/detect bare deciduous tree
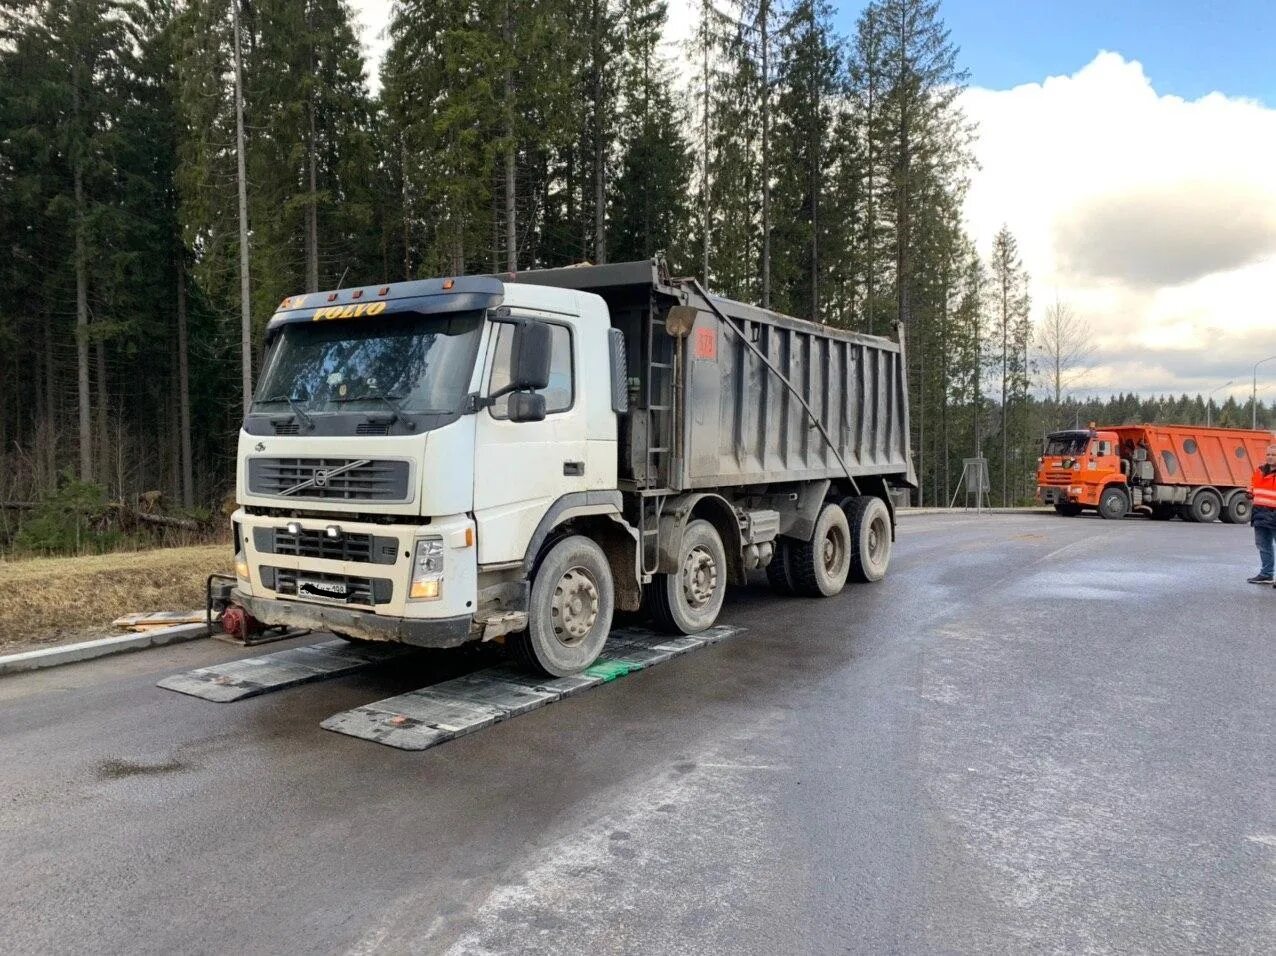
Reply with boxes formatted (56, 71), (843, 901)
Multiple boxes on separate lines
(1036, 296), (1095, 405)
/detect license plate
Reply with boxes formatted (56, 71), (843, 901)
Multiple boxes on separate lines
(299, 580), (351, 601)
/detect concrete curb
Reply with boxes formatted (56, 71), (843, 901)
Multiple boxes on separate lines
(898, 507), (1053, 517)
(0, 622), (211, 677)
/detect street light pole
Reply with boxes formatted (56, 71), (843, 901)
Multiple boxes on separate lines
(1207, 379), (1233, 427)
(1255, 355), (1276, 429)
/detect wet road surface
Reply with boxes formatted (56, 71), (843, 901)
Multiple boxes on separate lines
(1, 513), (1272, 954)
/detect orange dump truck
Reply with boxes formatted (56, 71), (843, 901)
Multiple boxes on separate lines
(1036, 424), (1273, 522)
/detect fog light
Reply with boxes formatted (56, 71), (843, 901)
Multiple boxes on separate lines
(410, 537), (444, 601)
(325, 524), (341, 539)
(234, 551), (250, 581)
(286, 521), (301, 535)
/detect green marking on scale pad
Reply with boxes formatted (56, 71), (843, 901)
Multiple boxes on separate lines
(584, 659), (632, 681)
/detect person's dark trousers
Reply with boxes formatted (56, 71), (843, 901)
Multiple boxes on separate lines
(1257, 525), (1276, 578)
(1256, 515), (1276, 579)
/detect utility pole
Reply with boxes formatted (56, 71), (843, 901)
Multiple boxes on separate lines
(1206, 380), (1232, 428)
(231, 0), (253, 414)
(1255, 355), (1276, 430)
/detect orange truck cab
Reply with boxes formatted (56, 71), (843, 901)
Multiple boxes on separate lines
(1036, 423), (1273, 523)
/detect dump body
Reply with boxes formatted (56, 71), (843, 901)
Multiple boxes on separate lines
(1037, 422), (1271, 522)
(1110, 425), (1270, 488)
(511, 260), (915, 495)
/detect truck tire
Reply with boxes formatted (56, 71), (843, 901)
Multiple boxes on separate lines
(512, 535), (614, 676)
(1221, 492), (1251, 525)
(1054, 503), (1082, 517)
(1098, 486), (1129, 520)
(765, 537), (799, 595)
(790, 501), (854, 596)
(843, 495), (893, 583)
(649, 519), (727, 634)
(1187, 489), (1222, 524)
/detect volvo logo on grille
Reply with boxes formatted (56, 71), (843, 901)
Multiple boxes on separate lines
(278, 459), (371, 497)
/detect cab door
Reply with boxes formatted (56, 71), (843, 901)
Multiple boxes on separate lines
(472, 313), (588, 565)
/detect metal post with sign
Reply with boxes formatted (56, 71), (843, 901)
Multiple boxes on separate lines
(948, 457), (991, 512)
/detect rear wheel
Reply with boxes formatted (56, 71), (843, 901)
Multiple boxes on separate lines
(844, 495), (893, 583)
(790, 502), (853, 597)
(1221, 492), (1251, 525)
(1187, 489), (1222, 524)
(649, 519), (727, 634)
(1054, 502), (1082, 517)
(1098, 486), (1129, 520)
(765, 537), (799, 595)
(513, 535), (614, 676)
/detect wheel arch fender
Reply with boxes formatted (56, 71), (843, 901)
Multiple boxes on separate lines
(521, 491), (642, 612)
(657, 492), (746, 586)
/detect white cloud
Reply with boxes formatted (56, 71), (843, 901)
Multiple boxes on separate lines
(961, 51), (1276, 400)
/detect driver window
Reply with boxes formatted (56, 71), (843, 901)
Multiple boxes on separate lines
(488, 322), (574, 419)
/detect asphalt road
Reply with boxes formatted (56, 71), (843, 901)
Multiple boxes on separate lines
(1, 514), (1272, 955)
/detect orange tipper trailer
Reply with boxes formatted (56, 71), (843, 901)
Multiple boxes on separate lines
(1036, 423), (1273, 522)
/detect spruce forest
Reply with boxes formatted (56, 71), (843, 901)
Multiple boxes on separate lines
(1, 0), (1271, 551)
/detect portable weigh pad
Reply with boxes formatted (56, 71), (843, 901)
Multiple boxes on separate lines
(321, 625), (741, 751)
(157, 639), (413, 702)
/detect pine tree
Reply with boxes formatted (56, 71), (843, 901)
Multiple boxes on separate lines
(609, 0), (693, 265)
(987, 225), (1030, 506)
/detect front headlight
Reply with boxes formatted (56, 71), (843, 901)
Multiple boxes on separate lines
(410, 537), (444, 600)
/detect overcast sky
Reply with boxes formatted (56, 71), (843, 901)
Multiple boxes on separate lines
(345, 0), (1276, 403)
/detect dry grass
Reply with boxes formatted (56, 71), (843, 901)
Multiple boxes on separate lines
(0, 544), (231, 654)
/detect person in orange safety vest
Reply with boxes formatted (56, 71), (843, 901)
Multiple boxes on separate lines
(1248, 442), (1276, 585)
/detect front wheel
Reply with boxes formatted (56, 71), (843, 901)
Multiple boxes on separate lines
(1098, 486), (1130, 520)
(513, 535), (614, 676)
(1221, 492), (1251, 525)
(649, 519), (727, 634)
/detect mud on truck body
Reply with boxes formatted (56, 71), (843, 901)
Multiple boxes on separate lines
(225, 259), (916, 676)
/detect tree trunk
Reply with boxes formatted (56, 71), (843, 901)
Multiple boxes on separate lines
(231, 0), (253, 413)
(74, 162), (92, 483)
(759, 0), (771, 308)
(95, 335), (108, 490)
(177, 264), (193, 508)
(701, 0), (711, 281)
(591, 0), (606, 264)
(504, 1), (517, 273)
(305, 102), (319, 292)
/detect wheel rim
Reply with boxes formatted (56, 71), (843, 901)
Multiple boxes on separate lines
(681, 546), (718, 609)
(867, 514), (888, 565)
(823, 524), (847, 575)
(550, 566), (599, 646)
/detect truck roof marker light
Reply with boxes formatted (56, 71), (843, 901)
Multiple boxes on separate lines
(378, 287), (389, 295)
(327, 293), (338, 302)
(442, 278), (455, 290)
(352, 289), (363, 299)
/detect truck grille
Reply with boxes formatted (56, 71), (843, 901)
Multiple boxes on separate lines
(269, 569), (392, 605)
(247, 458), (410, 502)
(272, 527), (372, 562)
(1041, 470), (1074, 485)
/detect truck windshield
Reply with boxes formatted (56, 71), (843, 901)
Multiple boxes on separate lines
(1044, 434), (1090, 456)
(254, 311), (483, 415)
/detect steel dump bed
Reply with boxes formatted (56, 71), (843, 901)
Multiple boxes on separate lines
(1112, 425), (1270, 488)
(511, 259), (916, 494)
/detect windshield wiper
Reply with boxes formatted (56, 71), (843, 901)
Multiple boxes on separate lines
(333, 391), (416, 428)
(258, 393), (315, 431)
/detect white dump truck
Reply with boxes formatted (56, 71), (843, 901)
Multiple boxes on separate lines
(224, 259), (915, 675)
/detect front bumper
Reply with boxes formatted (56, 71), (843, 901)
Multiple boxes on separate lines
(233, 589), (474, 648)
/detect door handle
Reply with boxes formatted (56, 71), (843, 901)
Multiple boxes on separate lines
(563, 461), (585, 476)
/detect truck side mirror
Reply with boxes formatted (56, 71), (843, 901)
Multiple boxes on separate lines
(510, 321), (552, 391)
(507, 391), (547, 423)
